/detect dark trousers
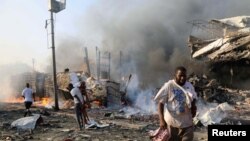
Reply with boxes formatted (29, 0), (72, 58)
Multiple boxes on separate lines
(24, 101), (32, 117)
(169, 126), (194, 141)
(75, 103), (84, 130)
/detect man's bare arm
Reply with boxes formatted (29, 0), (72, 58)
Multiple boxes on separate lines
(158, 102), (167, 129)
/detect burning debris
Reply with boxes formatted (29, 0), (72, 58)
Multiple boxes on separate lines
(4, 67), (127, 110)
(45, 70), (127, 109)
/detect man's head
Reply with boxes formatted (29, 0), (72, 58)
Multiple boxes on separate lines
(67, 83), (74, 91)
(79, 81), (86, 89)
(64, 68), (69, 73)
(174, 66), (187, 86)
(26, 83), (30, 88)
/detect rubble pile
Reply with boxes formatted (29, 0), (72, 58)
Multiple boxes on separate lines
(0, 103), (152, 141)
(42, 70), (126, 109)
(188, 16), (250, 63)
(188, 74), (247, 104)
(128, 114), (158, 122)
(57, 73), (70, 91)
(114, 109), (158, 122)
(86, 77), (107, 105)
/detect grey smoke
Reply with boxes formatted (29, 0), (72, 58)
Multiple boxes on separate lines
(51, 0), (250, 88)
(39, 0), (250, 111)
(45, 39), (88, 73)
(0, 63), (31, 100)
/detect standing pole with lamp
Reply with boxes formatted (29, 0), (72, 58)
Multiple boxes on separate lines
(47, 0), (66, 110)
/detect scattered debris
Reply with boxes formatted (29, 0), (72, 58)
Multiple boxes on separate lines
(79, 134), (91, 139)
(245, 98), (250, 104)
(85, 120), (109, 129)
(39, 109), (51, 116)
(195, 99), (234, 126)
(101, 120), (148, 130)
(220, 117), (250, 125)
(11, 114), (43, 130)
(188, 74), (247, 104)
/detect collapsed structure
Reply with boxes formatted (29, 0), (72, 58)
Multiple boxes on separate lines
(188, 16), (250, 62)
(186, 16), (250, 126)
(43, 71), (125, 108)
(188, 16), (250, 87)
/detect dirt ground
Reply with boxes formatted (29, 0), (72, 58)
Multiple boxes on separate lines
(0, 102), (228, 141)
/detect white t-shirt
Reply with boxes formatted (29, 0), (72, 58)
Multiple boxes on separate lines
(70, 72), (80, 87)
(22, 87), (33, 102)
(154, 80), (197, 128)
(70, 87), (84, 104)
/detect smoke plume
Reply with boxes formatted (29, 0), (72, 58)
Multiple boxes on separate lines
(45, 39), (89, 73)
(71, 0), (250, 87)
(0, 63), (31, 101)
(48, 0), (250, 86)
(43, 0), (250, 110)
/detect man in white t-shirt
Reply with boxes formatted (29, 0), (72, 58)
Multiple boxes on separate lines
(67, 83), (84, 130)
(154, 66), (197, 141)
(22, 83), (35, 117)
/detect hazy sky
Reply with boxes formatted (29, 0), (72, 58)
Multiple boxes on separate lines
(1, 0), (250, 74)
(0, 0), (96, 70)
(0, 0), (250, 98)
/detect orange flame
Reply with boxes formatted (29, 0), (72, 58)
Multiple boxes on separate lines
(1, 97), (24, 103)
(93, 100), (101, 106)
(41, 97), (51, 106)
(0, 96), (52, 107)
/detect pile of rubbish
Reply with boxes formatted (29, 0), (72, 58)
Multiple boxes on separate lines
(55, 71), (127, 108)
(85, 76), (107, 105)
(188, 73), (250, 126)
(56, 72), (107, 106)
(43, 69), (126, 109)
(188, 74), (248, 104)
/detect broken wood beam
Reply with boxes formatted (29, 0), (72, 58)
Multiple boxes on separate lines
(208, 35), (250, 60)
(192, 38), (230, 58)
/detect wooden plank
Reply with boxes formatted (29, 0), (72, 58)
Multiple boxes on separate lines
(208, 35), (250, 60)
(192, 38), (230, 58)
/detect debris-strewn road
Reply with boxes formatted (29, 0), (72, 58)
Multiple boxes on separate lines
(1, 103), (208, 141)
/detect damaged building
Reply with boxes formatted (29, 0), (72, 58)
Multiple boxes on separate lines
(43, 70), (125, 108)
(188, 16), (250, 88)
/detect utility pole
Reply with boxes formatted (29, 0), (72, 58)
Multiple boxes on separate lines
(50, 11), (59, 111)
(108, 52), (111, 80)
(48, 0), (66, 111)
(98, 50), (101, 81)
(84, 47), (91, 76)
(96, 47), (98, 79)
(119, 51), (122, 81)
